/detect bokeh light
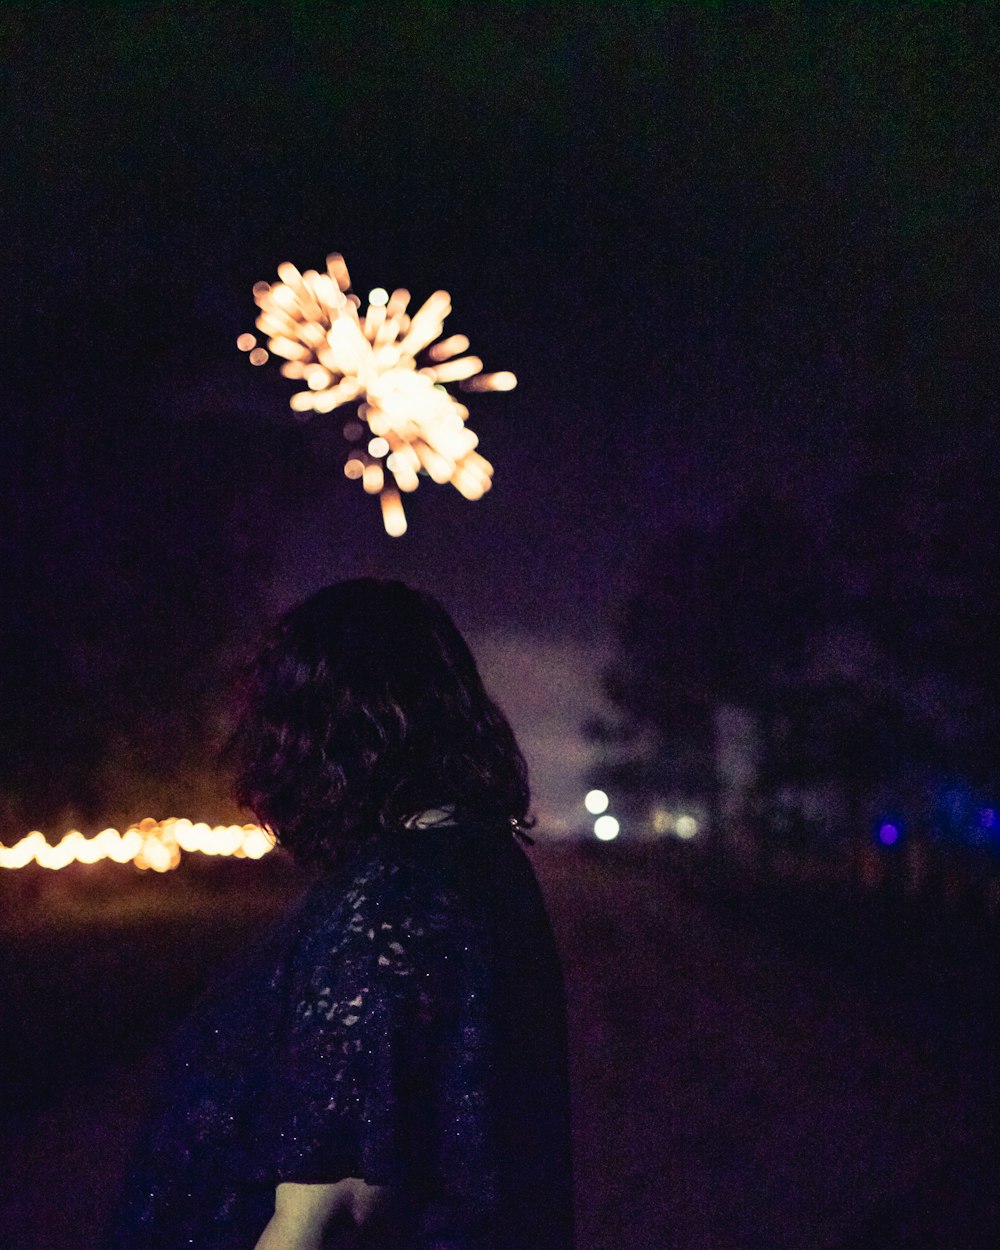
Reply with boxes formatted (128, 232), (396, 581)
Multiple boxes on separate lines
(0, 818), (274, 873)
(585, 789), (610, 815)
(594, 815), (620, 841)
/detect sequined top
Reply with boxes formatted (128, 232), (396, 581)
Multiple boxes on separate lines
(107, 821), (574, 1249)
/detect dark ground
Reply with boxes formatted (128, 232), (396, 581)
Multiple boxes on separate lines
(1, 843), (996, 1250)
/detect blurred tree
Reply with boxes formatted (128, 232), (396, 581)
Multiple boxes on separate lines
(591, 501), (827, 821)
(814, 461), (1000, 806)
(1, 284), (286, 833)
(593, 477), (1000, 841)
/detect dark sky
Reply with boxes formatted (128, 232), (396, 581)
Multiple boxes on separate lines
(3, 4), (996, 825)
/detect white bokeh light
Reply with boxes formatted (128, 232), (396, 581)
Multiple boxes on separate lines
(594, 815), (620, 841)
(584, 789), (609, 815)
(675, 814), (698, 839)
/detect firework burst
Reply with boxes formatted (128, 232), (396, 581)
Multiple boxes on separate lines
(238, 255), (516, 536)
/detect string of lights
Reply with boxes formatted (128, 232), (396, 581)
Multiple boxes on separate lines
(0, 818), (274, 873)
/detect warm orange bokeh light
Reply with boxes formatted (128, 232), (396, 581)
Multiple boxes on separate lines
(0, 818), (274, 873)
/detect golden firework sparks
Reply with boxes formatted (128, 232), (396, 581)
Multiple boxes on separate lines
(240, 255), (516, 535)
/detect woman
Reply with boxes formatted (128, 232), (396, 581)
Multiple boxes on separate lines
(108, 579), (574, 1250)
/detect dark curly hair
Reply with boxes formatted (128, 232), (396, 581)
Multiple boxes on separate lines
(227, 579), (531, 868)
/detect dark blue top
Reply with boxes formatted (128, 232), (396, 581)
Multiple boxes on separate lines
(108, 822), (574, 1249)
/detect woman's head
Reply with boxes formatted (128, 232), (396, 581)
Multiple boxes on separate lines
(228, 579), (530, 867)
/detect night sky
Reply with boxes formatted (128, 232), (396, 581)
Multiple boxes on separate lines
(4, 4), (996, 829)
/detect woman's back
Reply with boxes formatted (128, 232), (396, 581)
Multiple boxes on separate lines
(109, 821), (573, 1250)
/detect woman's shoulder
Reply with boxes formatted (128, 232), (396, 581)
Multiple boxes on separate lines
(314, 820), (509, 899)
(298, 825), (493, 964)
